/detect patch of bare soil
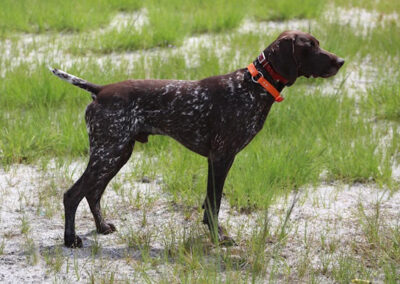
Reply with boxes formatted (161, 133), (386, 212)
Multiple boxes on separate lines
(0, 159), (399, 283)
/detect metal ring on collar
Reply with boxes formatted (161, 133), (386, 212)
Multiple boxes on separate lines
(251, 72), (263, 84)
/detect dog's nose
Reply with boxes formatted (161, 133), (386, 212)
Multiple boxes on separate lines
(336, 58), (345, 67)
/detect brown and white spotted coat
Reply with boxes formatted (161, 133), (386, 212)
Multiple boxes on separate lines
(50, 30), (344, 247)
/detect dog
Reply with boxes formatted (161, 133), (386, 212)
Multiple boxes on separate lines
(50, 30), (344, 247)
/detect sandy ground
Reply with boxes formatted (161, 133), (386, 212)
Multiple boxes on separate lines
(0, 158), (399, 283)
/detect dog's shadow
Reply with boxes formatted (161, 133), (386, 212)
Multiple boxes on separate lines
(39, 230), (246, 271)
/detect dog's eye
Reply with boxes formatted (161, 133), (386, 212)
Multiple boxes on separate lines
(310, 41), (315, 47)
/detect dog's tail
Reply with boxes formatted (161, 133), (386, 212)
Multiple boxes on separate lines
(48, 67), (102, 99)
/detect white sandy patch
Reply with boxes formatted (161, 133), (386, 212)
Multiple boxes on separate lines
(307, 56), (377, 98)
(238, 18), (313, 35)
(392, 162), (400, 181)
(0, 159), (399, 282)
(307, 55), (400, 101)
(0, 9), (149, 77)
(324, 6), (399, 36)
(108, 9), (149, 32)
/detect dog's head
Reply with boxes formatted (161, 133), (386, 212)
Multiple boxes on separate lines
(265, 30), (344, 86)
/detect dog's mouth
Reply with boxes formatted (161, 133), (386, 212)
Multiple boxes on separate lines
(306, 57), (344, 79)
(320, 58), (345, 78)
(319, 72), (335, 78)
(310, 67), (341, 79)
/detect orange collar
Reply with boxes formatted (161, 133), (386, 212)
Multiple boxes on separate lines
(247, 63), (284, 102)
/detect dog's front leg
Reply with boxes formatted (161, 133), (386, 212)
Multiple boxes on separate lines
(203, 154), (235, 245)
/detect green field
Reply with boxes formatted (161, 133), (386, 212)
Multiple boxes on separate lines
(0, 0), (399, 282)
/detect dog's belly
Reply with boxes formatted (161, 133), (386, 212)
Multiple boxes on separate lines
(142, 107), (212, 156)
(140, 97), (270, 158)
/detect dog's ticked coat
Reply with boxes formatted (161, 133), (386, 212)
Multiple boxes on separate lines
(50, 30), (344, 247)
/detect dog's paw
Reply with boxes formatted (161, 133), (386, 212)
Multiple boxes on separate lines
(219, 234), (237, 247)
(97, 223), (116, 235)
(208, 225), (237, 247)
(65, 235), (83, 248)
(217, 226), (237, 246)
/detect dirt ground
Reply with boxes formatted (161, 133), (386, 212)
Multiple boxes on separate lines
(0, 158), (399, 283)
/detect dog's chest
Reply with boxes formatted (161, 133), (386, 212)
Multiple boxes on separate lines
(214, 88), (271, 153)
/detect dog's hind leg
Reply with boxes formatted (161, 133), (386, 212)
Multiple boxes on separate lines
(64, 103), (139, 248)
(63, 140), (134, 248)
(85, 140), (134, 235)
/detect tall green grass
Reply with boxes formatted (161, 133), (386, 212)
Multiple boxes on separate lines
(1, 0), (326, 44)
(365, 76), (400, 122)
(72, 0), (326, 53)
(0, 0), (142, 34)
(311, 21), (400, 60)
(249, 0), (325, 21)
(332, 0), (400, 13)
(0, 65), (89, 164)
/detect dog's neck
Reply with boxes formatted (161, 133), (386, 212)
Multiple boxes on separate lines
(253, 52), (288, 92)
(246, 52), (289, 102)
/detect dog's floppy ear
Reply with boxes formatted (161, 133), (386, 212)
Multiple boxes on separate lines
(266, 34), (298, 86)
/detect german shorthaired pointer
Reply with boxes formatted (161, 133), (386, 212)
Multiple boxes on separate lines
(50, 30), (344, 248)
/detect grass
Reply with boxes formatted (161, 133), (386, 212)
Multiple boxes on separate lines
(364, 68), (400, 122)
(249, 0), (325, 21)
(0, 0), (142, 34)
(332, 0), (400, 13)
(1, 0), (326, 50)
(1, 28), (399, 209)
(69, 0), (325, 53)
(1, 0), (400, 282)
(0, 240), (4, 255)
(43, 246), (64, 273)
